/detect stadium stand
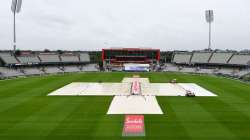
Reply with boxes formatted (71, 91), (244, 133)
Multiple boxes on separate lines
(228, 54), (250, 65)
(209, 52), (233, 64)
(79, 53), (90, 62)
(198, 68), (215, 74)
(180, 67), (196, 73)
(17, 55), (40, 64)
(237, 69), (250, 77)
(0, 52), (19, 65)
(242, 72), (250, 81)
(0, 67), (24, 77)
(63, 66), (81, 72)
(0, 51), (95, 79)
(172, 53), (192, 64)
(44, 66), (64, 74)
(60, 54), (79, 62)
(80, 64), (99, 72)
(163, 63), (179, 72)
(0, 50), (249, 81)
(23, 67), (44, 75)
(218, 68), (235, 75)
(38, 53), (61, 63)
(163, 63), (250, 78)
(191, 52), (212, 64)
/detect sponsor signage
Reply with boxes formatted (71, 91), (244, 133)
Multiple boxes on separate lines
(124, 66), (149, 72)
(122, 115), (145, 136)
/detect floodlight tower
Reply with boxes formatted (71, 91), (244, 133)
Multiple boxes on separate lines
(205, 10), (214, 50)
(11, 0), (22, 54)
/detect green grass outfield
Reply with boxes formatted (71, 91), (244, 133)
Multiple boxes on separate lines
(0, 72), (250, 140)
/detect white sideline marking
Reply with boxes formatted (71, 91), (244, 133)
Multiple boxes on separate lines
(107, 95), (163, 114)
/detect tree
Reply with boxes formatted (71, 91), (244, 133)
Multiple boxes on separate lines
(57, 50), (63, 54)
(15, 49), (21, 56)
(44, 49), (50, 52)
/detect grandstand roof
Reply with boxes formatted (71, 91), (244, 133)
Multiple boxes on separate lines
(103, 48), (160, 51)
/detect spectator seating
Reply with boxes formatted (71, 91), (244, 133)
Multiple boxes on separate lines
(191, 52), (212, 64)
(209, 53), (233, 64)
(228, 54), (250, 65)
(81, 64), (99, 71)
(173, 52), (250, 66)
(0, 52), (91, 65)
(23, 68), (44, 75)
(218, 68), (235, 75)
(196, 68), (214, 74)
(17, 55), (40, 64)
(237, 69), (250, 77)
(63, 66), (81, 72)
(60, 55), (79, 62)
(180, 67), (196, 73)
(0, 52), (19, 64)
(45, 66), (63, 74)
(0, 67), (24, 77)
(80, 53), (90, 62)
(162, 63), (179, 72)
(172, 53), (192, 64)
(39, 54), (60, 63)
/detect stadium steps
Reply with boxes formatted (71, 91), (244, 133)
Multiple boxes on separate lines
(227, 53), (235, 64)
(208, 52), (214, 63)
(189, 53), (194, 65)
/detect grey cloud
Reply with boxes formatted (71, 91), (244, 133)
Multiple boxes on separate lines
(0, 0), (250, 51)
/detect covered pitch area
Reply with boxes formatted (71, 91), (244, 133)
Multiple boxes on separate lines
(48, 76), (217, 115)
(48, 77), (216, 97)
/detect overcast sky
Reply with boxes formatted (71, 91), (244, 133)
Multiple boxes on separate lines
(0, 0), (250, 51)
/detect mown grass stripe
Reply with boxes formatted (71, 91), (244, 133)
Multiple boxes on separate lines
(192, 97), (250, 139)
(166, 97), (237, 139)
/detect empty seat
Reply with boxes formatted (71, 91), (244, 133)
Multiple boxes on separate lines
(196, 68), (214, 74)
(23, 68), (43, 75)
(45, 67), (63, 73)
(81, 64), (99, 71)
(63, 66), (81, 72)
(17, 56), (40, 64)
(180, 67), (195, 73)
(39, 54), (60, 63)
(237, 69), (250, 77)
(79, 53), (90, 62)
(0, 53), (19, 64)
(61, 55), (79, 62)
(218, 68), (234, 75)
(191, 52), (212, 64)
(0, 67), (24, 77)
(162, 63), (179, 72)
(209, 53), (233, 64)
(228, 54), (250, 65)
(172, 53), (192, 64)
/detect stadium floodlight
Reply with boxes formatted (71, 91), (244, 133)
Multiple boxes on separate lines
(11, 0), (22, 54)
(205, 10), (214, 50)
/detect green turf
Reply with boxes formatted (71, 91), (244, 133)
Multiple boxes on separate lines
(0, 72), (250, 140)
